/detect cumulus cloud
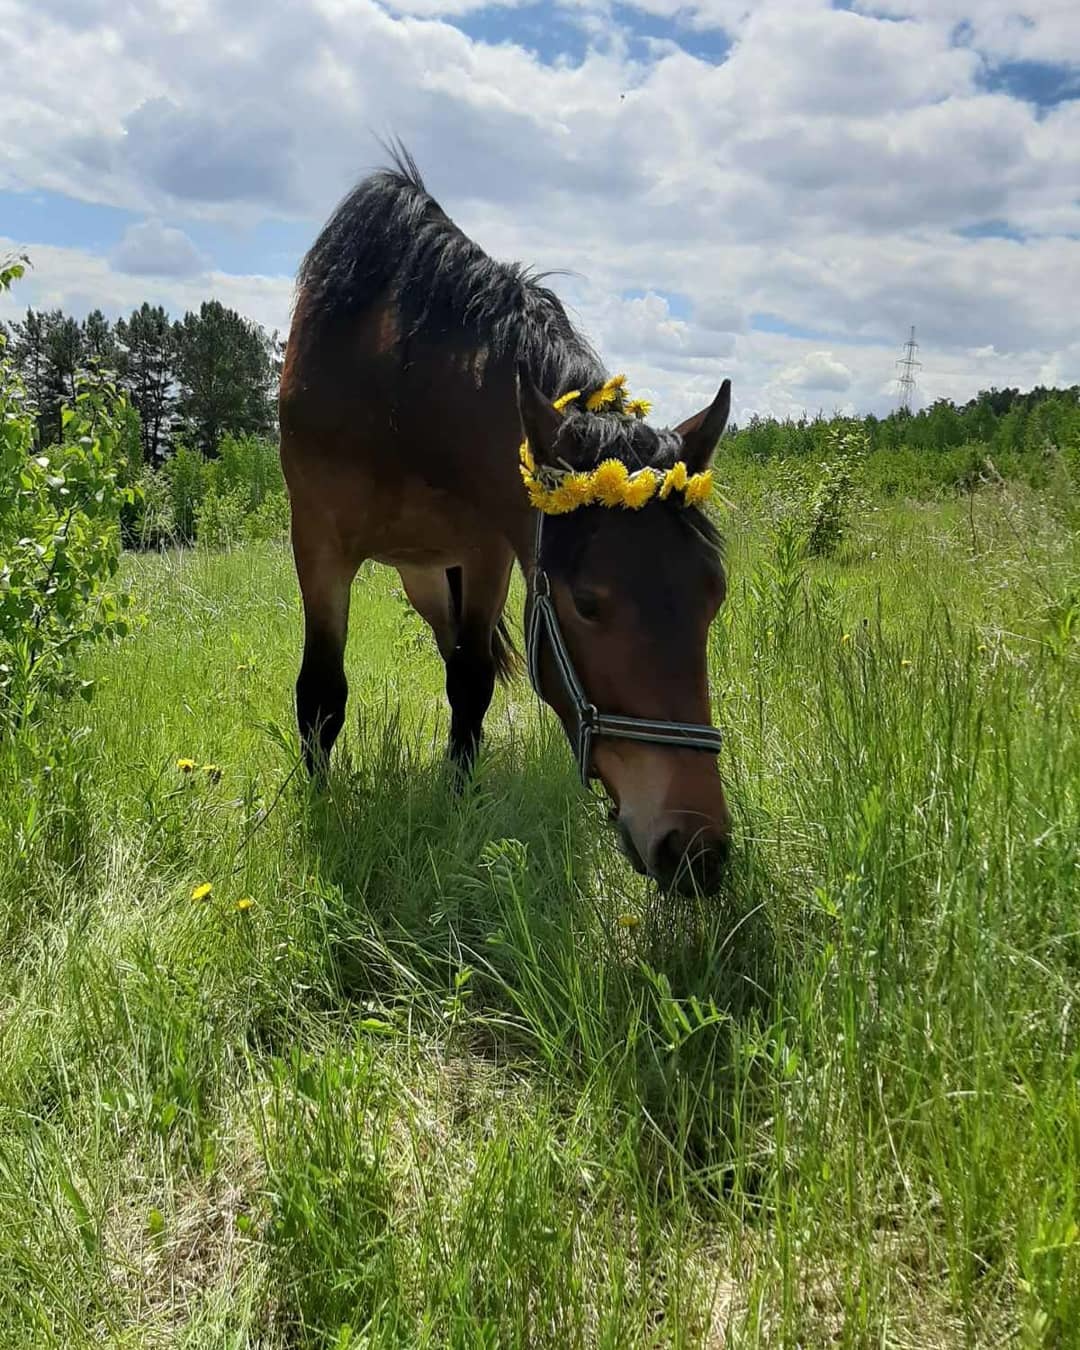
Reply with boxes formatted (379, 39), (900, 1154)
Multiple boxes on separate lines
(111, 218), (207, 278)
(0, 237), (292, 335)
(0, 0), (1077, 416)
(779, 351), (854, 393)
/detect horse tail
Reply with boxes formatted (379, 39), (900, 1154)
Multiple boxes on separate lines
(491, 614), (522, 685)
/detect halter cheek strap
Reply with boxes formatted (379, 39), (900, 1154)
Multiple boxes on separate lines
(526, 513), (723, 785)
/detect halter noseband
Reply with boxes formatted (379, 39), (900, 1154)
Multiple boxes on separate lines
(526, 513), (724, 785)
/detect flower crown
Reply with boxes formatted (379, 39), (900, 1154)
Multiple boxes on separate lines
(519, 374), (713, 516)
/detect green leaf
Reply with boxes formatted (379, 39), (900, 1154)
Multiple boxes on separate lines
(58, 1169), (98, 1258)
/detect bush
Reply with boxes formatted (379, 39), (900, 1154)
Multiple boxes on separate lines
(195, 486), (249, 550)
(164, 442), (208, 543)
(244, 489), (291, 543)
(0, 348), (141, 730)
(805, 424), (867, 559)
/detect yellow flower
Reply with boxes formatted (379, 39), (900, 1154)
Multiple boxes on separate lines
(176, 759), (196, 773)
(617, 913), (640, 929)
(553, 389), (581, 411)
(840, 633), (851, 645)
(900, 659), (912, 668)
(626, 397), (652, 419)
(683, 470), (713, 508)
(592, 459), (630, 507)
(202, 764), (222, 782)
(545, 484), (579, 514)
(659, 461), (688, 500)
(527, 480), (548, 511)
(978, 643), (987, 653)
(519, 440), (535, 473)
(191, 882), (213, 902)
(585, 373), (627, 411)
(622, 471), (658, 509)
(235, 897), (254, 912)
(559, 472), (595, 510)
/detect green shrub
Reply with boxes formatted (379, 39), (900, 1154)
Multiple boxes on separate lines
(0, 344), (141, 730)
(195, 486), (249, 550)
(164, 443), (207, 542)
(125, 462), (177, 549)
(805, 426), (867, 558)
(244, 489), (291, 542)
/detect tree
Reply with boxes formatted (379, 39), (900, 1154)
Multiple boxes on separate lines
(43, 312), (84, 437)
(8, 308), (82, 447)
(9, 308), (50, 444)
(115, 303), (175, 462)
(172, 301), (274, 455)
(82, 309), (117, 368)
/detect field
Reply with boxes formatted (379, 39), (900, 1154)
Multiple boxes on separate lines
(0, 478), (1078, 1346)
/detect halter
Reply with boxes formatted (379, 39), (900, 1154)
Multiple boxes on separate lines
(526, 512), (724, 785)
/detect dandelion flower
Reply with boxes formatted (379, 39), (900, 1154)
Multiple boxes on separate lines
(592, 459), (630, 507)
(176, 759), (196, 773)
(900, 659), (912, 668)
(519, 440), (535, 472)
(683, 471), (713, 508)
(617, 914), (640, 929)
(840, 633), (851, 645)
(202, 764), (222, 783)
(191, 882), (213, 902)
(544, 484), (578, 514)
(549, 474), (593, 514)
(235, 897), (255, 912)
(553, 389), (581, 411)
(622, 471), (658, 510)
(561, 472), (594, 509)
(585, 374), (627, 411)
(659, 461), (688, 500)
(626, 397), (652, 419)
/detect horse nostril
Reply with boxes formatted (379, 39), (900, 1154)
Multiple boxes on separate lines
(648, 827), (730, 894)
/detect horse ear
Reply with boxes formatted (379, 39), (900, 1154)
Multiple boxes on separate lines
(673, 379), (731, 474)
(516, 362), (564, 468)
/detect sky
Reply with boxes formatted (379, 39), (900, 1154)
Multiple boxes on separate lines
(0, 0), (1078, 424)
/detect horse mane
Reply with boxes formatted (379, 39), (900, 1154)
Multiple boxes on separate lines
(296, 142), (605, 400)
(297, 143), (723, 570)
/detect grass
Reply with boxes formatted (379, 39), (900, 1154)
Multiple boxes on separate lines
(0, 478), (1078, 1346)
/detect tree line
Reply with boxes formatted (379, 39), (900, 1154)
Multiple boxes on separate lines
(0, 300), (282, 461)
(727, 383), (1080, 463)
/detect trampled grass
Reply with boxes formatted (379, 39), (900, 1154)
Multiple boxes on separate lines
(0, 482), (1077, 1346)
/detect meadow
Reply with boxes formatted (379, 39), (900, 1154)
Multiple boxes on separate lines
(0, 442), (1077, 1347)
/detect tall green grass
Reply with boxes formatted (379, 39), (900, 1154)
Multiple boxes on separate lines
(0, 480), (1077, 1346)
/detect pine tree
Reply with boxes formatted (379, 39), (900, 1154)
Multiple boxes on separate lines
(173, 301), (274, 455)
(115, 303), (175, 462)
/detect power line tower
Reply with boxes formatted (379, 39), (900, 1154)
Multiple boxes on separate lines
(894, 326), (921, 413)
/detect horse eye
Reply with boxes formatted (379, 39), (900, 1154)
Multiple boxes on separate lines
(572, 589), (603, 622)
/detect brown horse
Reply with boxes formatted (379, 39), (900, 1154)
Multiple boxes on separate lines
(279, 147), (733, 893)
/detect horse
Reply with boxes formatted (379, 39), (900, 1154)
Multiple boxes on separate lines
(279, 146), (733, 894)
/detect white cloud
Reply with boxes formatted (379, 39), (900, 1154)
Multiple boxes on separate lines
(111, 219), (207, 278)
(0, 238), (292, 337)
(779, 351), (854, 393)
(0, 0), (1077, 416)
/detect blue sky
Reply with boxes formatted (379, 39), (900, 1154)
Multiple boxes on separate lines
(1, 0), (1078, 418)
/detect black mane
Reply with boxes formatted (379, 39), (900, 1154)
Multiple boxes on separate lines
(298, 144), (722, 569)
(297, 144), (605, 400)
